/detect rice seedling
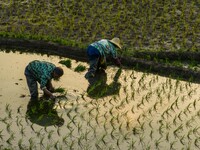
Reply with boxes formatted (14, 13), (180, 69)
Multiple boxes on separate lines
(59, 59), (72, 68)
(100, 133), (107, 145)
(155, 137), (163, 149)
(54, 87), (65, 93)
(62, 135), (69, 145)
(185, 120), (192, 130)
(18, 138), (24, 149)
(6, 132), (15, 145)
(54, 141), (60, 150)
(20, 126), (26, 137)
(47, 130), (54, 140)
(118, 122), (123, 135)
(116, 138), (121, 149)
(5, 105), (12, 119)
(17, 105), (22, 115)
(95, 113), (100, 126)
(170, 141), (177, 150)
(186, 103), (193, 113)
(127, 139), (136, 150)
(165, 132), (170, 142)
(187, 129), (193, 141)
(177, 111), (184, 121)
(46, 144), (52, 150)
(173, 124), (183, 139)
(75, 121), (82, 133)
(74, 64), (86, 72)
(193, 126), (200, 137)
(69, 140), (75, 150)
(126, 118), (131, 131)
(95, 142), (102, 150)
(86, 118), (94, 131)
(153, 102), (160, 112)
(110, 117), (117, 130)
(158, 124), (165, 136)
(70, 115), (78, 127)
(0, 126), (3, 139)
(138, 135), (145, 147)
(6, 122), (12, 134)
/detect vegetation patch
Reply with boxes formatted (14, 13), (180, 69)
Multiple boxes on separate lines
(74, 64), (86, 72)
(54, 87), (65, 94)
(59, 59), (72, 68)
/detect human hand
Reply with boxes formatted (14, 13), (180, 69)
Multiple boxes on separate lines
(115, 58), (122, 67)
(49, 87), (55, 93)
(50, 95), (56, 100)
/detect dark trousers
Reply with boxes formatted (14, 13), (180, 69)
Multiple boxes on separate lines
(87, 46), (101, 74)
(24, 66), (38, 100)
(87, 46), (107, 73)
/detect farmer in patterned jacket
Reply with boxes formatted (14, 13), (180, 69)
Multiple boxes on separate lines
(24, 60), (64, 100)
(85, 37), (122, 79)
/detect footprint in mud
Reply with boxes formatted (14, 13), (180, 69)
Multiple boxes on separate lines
(19, 94), (26, 98)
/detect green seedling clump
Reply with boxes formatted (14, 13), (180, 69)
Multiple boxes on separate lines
(54, 87), (65, 93)
(59, 59), (72, 68)
(74, 64), (86, 72)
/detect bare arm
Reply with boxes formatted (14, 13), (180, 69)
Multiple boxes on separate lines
(43, 88), (55, 99)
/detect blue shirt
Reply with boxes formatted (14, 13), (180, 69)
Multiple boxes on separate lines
(90, 39), (118, 60)
(27, 60), (55, 89)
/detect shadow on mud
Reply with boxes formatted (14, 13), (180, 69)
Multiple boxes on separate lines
(86, 68), (122, 99)
(26, 99), (64, 127)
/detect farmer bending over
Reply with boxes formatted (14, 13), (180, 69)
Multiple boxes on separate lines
(85, 37), (122, 79)
(24, 60), (64, 100)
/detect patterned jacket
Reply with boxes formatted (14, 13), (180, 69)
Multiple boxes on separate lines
(27, 60), (55, 89)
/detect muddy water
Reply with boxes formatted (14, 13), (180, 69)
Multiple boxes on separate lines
(0, 50), (200, 149)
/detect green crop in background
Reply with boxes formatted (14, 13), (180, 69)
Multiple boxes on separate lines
(0, 0), (199, 52)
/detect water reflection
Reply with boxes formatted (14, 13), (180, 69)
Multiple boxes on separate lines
(86, 68), (122, 98)
(26, 99), (64, 127)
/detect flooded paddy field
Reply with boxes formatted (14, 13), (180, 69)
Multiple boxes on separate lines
(0, 50), (200, 150)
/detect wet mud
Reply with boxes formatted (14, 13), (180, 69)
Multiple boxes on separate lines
(1, 50), (200, 149)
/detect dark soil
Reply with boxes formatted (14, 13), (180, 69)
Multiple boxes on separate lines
(1, 37), (200, 83)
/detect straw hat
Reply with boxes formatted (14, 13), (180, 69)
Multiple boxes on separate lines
(109, 37), (122, 49)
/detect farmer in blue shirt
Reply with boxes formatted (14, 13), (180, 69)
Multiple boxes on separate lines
(85, 37), (122, 79)
(24, 60), (64, 100)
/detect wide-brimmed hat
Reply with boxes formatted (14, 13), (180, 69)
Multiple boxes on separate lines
(109, 37), (122, 49)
